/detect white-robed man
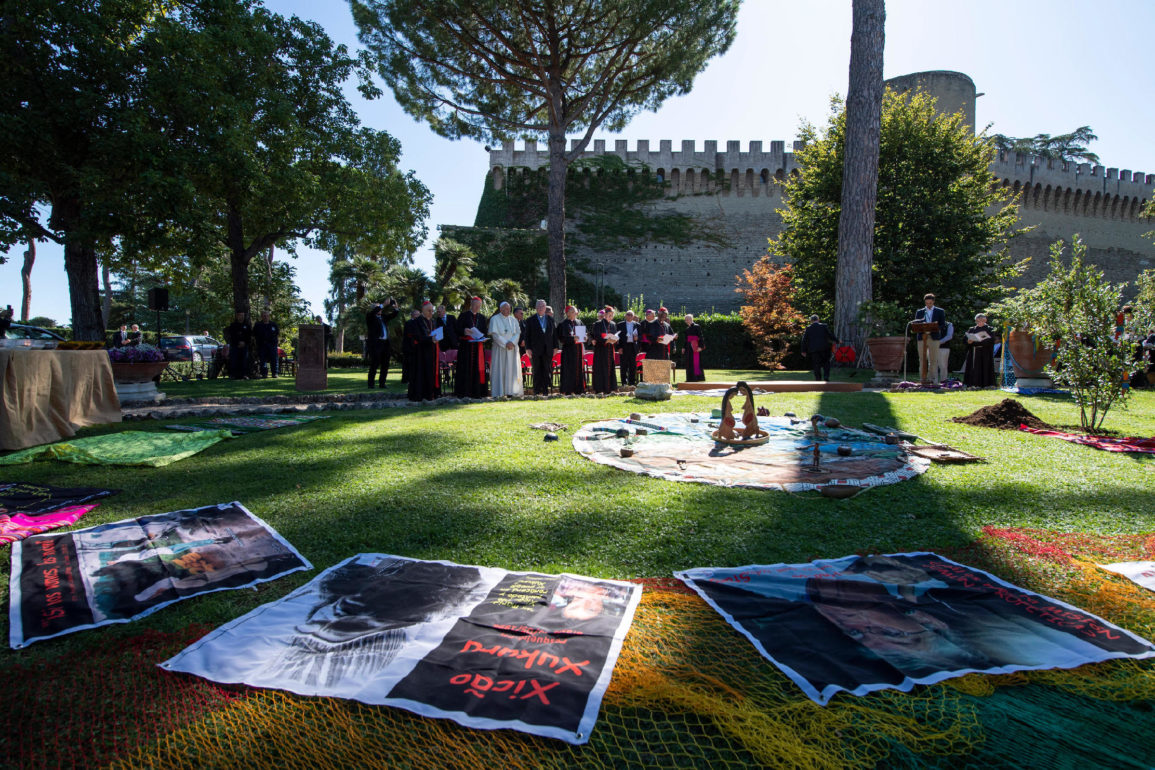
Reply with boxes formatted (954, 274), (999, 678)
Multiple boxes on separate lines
(489, 301), (524, 398)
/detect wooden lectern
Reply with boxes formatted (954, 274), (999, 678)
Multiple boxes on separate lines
(296, 324), (328, 391)
(910, 322), (940, 382)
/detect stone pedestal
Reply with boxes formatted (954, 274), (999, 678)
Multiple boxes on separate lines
(1014, 377), (1054, 390)
(296, 324), (328, 391)
(115, 380), (167, 404)
(111, 361), (170, 405)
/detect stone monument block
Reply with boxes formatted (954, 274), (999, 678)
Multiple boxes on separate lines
(296, 324), (328, 391)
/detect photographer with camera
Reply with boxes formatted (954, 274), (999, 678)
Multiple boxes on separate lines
(366, 298), (400, 389)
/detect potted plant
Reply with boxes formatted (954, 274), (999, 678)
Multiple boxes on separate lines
(108, 343), (169, 403)
(988, 290), (1057, 382)
(857, 300), (908, 373)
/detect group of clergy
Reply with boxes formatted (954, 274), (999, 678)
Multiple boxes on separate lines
(400, 297), (706, 402)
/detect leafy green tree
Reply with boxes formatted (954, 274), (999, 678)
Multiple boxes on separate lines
(773, 89), (1024, 322)
(991, 126), (1100, 165)
(1031, 236), (1133, 432)
(138, 0), (431, 317)
(0, 0), (167, 338)
(350, 0), (739, 315)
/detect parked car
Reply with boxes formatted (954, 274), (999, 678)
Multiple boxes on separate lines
(159, 335), (221, 362)
(4, 323), (66, 341)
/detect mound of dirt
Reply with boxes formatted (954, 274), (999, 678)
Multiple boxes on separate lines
(950, 399), (1053, 431)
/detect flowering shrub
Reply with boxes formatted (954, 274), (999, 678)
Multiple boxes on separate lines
(108, 343), (165, 363)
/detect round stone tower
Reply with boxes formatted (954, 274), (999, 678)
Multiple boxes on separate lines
(884, 70), (977, 134)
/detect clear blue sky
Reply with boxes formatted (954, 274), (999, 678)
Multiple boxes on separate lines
(5, 0), (1154, 326)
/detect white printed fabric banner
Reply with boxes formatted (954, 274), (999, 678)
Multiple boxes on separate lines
(676, 552), (1155, 705)
(161, 554), (642, 745)
(9, 502), (311, 648)
(1099, 561), (1155, 592)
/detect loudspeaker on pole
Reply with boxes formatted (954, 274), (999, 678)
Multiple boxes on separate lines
(147, 287), (169, 311)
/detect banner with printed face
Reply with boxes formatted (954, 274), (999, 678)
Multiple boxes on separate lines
(161, 555), (642, 744)
(9, 502), (310, 648)
(677, 553), (1155, 705)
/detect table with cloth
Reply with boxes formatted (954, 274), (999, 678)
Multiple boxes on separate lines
(0, 349), (121, 450)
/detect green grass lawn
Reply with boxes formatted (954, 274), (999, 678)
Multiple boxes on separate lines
(161, 366), (866, 400)
(3, 388), (1152, 636)
(2, 387), (1153, 765)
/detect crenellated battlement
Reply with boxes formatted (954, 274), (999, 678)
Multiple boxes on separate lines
(991, 151), (1153, 196)
(488, 139), (806, 176)
(487, 140), (1153, 215)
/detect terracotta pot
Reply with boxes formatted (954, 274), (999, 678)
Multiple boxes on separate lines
(866, 336), (906, 372)
(1006, 331), (1055, 378)
(110, 360), (169, 384)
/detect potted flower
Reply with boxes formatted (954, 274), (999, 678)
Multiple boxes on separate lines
(857, 300), (908, 373)
(108, 343), (169, 403)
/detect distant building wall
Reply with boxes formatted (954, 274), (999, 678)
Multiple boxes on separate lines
(466, 72), (1153, 312)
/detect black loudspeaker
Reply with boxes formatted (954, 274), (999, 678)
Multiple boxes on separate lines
(147, 287), (169, 311)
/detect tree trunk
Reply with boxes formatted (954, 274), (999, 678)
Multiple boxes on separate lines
(263, 244), (275, 309)
(101, 254), (112, 328)
(546, 124), (568, 313)
(55, 199), (105, 340)
(833, 0), (885, 349)
(227, 203), (251, 316)
(20, 240), (35, 322)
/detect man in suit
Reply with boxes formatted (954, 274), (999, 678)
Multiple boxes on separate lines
(112, 325), (130, 347)
(617, 310), (641, 385)
(365, 299), (399, 388)
(800, 314), (840, 381)
(914, 293), (947, 384)
(523, 299), (556, 395)
(435, 304), (458, 350)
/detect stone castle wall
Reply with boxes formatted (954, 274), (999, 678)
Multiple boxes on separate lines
(482, 137), (1153, 312)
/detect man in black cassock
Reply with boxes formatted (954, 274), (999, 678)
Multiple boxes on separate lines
(513, 306), (527, 359)
(455, 296), (489, 398)
(800, 314), (839, 381)
(524, 299), (556, 395)
(962, 313), (999, 388)
(253, 310), (280, 378)
(225, 312), (252, 379)
(643, 308), (674, 361)
(401, 309), (419, 383)
(639, 309), (660, 359)
(682, 313), (706, 382)
(591, 305), (618, 393)
(365, 299), (399, 388)
(556, 305), (585, 395)
(405, 302), (441, 401)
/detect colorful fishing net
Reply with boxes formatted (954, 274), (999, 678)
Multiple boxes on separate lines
(6, 547), (1154, 768)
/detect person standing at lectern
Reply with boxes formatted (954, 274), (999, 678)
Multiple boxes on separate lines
(914, 294), (947, 385)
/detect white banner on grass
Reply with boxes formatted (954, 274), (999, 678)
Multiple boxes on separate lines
(162, 554), (641, 744)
